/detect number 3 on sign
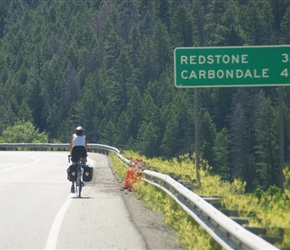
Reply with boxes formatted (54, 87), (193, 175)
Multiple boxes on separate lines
(281, 68), (289, 77)
(282, 53), (290, 63)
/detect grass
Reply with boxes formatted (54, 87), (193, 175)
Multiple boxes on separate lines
(111, 150), (290, 249)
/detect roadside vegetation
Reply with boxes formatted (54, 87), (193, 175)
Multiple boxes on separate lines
(0, 120), (48, 143)
(111, 151), (290, 249)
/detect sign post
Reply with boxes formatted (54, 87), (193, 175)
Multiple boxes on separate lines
(174, 45), (290, 87)
(175, 45), (290, 192)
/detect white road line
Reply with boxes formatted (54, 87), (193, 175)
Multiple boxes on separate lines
(0, 156), (39, 173)
(45, 196), (72, 250)
(45, 157), (95, 250)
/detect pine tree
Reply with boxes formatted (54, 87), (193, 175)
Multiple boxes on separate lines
(108, 48), (136, 117)
(171, 4), (195, 47)
(229, 88), (259, 191)
(151, 20), (171, 77)
(241, 0), (275, 45)
(213, 128), (230, 180)
(255, 90), (280, 190)
(280, 6), (290, 43)
(229, 101), (248, 179)
(127, 86), (142, 141)
(160, 113), (180, 158)
(116, 111), (130, 149)
(200, 108), (217, 168)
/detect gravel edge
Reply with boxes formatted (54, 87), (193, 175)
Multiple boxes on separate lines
(108, 157), (183, 250)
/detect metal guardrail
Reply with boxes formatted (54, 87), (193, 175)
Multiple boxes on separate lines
(0, 143), (120, 153)
(0, 143), (279, 250)
(142, 170), (279, 250)
(0, 142), (130, 166)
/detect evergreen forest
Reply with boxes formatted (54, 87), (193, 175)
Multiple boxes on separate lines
(1, 0), (290, 192)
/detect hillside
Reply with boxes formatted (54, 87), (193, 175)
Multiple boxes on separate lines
(1, 0), (290, 192)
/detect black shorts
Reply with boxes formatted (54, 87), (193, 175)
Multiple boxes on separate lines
(71, 146), (87, 163)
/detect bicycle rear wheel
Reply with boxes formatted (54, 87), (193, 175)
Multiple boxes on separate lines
(78, 179), (82, 197)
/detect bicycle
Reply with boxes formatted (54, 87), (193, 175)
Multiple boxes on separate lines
(68, 156), (86, 198)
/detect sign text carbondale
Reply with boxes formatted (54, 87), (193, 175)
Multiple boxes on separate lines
(174, 46), (290, 87)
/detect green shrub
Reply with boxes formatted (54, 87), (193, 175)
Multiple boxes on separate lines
(1, 120), (48, 143)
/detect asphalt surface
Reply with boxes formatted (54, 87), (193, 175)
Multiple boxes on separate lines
(0, 151), (69, 249)
(0, 151), (181, 249)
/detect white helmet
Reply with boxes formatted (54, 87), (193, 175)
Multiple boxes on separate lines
(75, 126), (84, 132)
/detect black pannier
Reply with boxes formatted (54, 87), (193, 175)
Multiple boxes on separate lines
(83, 165), (93, 182)
(67, 164), (77, 182)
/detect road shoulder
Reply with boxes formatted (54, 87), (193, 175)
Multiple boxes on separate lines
(107, 156), (182, 249)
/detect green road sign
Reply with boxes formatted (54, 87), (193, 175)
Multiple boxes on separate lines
(174, 45), (290, 88)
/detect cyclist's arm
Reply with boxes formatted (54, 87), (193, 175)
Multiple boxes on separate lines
(69, 135), (73, 156)
(84, 137), (88, 152)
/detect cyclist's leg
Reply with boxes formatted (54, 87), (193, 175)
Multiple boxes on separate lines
(79, 146), (87, 188)
(71, 146), (81, 164)
(70, 147), (80, 193)
(78, 174), (82, 197)
(71, 182), (75, 193)
(80, 146), (87, 163)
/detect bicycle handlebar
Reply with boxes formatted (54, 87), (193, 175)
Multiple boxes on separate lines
(67, 155), (87, 164)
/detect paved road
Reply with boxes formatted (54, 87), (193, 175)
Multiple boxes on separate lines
(0, 151), (69, 249)
(0, 151), (181, 250)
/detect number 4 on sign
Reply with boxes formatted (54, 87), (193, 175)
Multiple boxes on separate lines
(281, 68), (289, 77)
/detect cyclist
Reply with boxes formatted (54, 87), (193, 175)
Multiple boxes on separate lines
(69, 126), (88, 193)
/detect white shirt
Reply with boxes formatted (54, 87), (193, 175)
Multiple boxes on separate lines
(72, 134), (86, 147)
